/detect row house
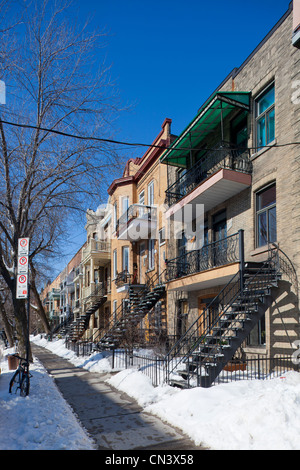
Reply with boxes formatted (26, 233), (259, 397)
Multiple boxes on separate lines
(160, 1), (300, 386)
(45, 2), (300, 388)
(41, 275), (61, 329)
(100, 118), (174, 349)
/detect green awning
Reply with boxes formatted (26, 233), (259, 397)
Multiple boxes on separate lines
(161, 91), (251, 168)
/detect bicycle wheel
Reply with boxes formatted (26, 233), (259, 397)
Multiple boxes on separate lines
(9, 370), (20, 394)
(20, 373), (30, 397)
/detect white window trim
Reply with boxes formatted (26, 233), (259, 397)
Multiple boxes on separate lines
(113, 249), (117, 279)
(148, 180), (154, 206)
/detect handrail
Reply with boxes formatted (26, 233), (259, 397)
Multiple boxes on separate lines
(117, 204), (157, 230)
(93, 268), (167, 347)
(164, 270), (241, 380)
(165, 141), (252, 205)
(166, 232), (240, 281)
(269, 242), (298, 298)
(164, 244), (280, 384)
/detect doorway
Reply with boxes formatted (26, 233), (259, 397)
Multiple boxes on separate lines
(198, 295), (218, 337)
(212, 210), (227, 266)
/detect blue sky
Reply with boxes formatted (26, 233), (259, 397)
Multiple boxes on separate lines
(54, 0), (290, 275)
(77, 0), (290, 146)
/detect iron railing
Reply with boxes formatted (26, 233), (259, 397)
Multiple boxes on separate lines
(115, 269), (133, 287)
(63, 342), (299, 387)
(116, 204), (157, 237)
(164, 245), (280, 386)
(166, 232), (240, 281)
(165, 141), (252, 206)
(92, 268), (167, 349)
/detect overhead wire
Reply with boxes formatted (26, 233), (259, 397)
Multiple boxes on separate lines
(0, 118), (300, 153)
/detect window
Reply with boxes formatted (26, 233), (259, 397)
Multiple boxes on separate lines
(122, 246), (129, 272)
(122, 196), (129, 215)
(231, 112), (248, 150)
(148, 239), (155, 270)
(148, 180), (154, 206)
(139, 190), (145, 216)
(113, 300), (117, 322)
(113, 249), (117, 279)
(255, 83), (275, 148)
(159, 227), (165, 246)
(114, 202), (118, 232)
(139, 190), (145, 205)
(256, 183), (276, 247)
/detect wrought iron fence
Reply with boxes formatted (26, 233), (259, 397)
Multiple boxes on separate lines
(64, 340), (299, 388)
(202, 354), (299, 386)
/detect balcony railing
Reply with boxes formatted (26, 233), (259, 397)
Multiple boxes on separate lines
(115, 269), (134, 288)
(165, 142), (252, 206)
(116, 204), (157, 240)
(166, 232), (240, 281)
(82, 239), (111, 259)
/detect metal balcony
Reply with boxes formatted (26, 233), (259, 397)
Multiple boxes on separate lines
(165, 142), (252, 208)
(166, 232), (241, 286)
(117, 204), (157, 241)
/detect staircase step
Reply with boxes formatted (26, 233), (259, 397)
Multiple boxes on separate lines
(169, 379), (190, 389)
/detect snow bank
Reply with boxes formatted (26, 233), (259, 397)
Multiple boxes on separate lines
(0, 347), (95, 450)
(4, 335), (299, 450)
(106, 356), (300, 450)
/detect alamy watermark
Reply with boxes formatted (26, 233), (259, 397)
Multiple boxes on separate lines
(292, 340), (300, 365)
(95, 202), (205, 247)
(0, 80), (5, 105)
(292, 80), (300, 105)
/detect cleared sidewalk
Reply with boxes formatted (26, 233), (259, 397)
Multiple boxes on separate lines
(31, 344), (205, 451)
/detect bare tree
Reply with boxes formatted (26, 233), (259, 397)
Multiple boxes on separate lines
(0, 0), (123, 358)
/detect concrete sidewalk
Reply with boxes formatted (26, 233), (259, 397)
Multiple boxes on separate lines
(32, 344), (205, 451)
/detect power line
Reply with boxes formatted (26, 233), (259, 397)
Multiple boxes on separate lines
(0, 118), (300, 153)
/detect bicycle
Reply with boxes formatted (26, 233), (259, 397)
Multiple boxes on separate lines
(9, 355), (32, 397)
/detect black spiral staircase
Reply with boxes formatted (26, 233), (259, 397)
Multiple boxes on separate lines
(94, 270), (166, 350)
(165, 246), (282, 388)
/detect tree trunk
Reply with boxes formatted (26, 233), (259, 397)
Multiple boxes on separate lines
(31, 281), (51, 334)
(0, 302), (14, 347)
(12, 297), (32, 362)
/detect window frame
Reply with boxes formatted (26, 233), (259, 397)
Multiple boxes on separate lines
(148, 239), (155, 270)
(113, 202), (118, 232)
(255, 183), (276, 248)
(113, 249), (117, 279)
(147, 180), (154, 206)
(122, 245), (129, 272)
(255, 82), (275, 149)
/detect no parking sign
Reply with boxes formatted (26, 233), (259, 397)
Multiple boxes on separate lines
(16, 274), (28, 299)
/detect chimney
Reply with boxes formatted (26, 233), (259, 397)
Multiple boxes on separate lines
(292, 0), (300, 48)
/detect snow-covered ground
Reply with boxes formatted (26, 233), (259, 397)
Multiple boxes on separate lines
(1, 335), (300, 450)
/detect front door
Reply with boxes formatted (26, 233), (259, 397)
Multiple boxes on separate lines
(198, 295), (218, 338)
(213, 210), (227, 266)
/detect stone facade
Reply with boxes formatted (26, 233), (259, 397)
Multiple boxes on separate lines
(164, 3), (300, 358)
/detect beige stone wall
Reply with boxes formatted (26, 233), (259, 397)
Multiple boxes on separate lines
(165, 8), (300, 355)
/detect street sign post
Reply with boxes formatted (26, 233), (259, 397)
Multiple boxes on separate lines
(16, 237), (31, 366)
(16, 238), (30, 299)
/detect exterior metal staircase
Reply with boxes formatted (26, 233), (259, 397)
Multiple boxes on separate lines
(51, 311), (74, 336)
(95, 270), (166, 350)
(67, 284), (107, 341)
(165, 246), (281, 388)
